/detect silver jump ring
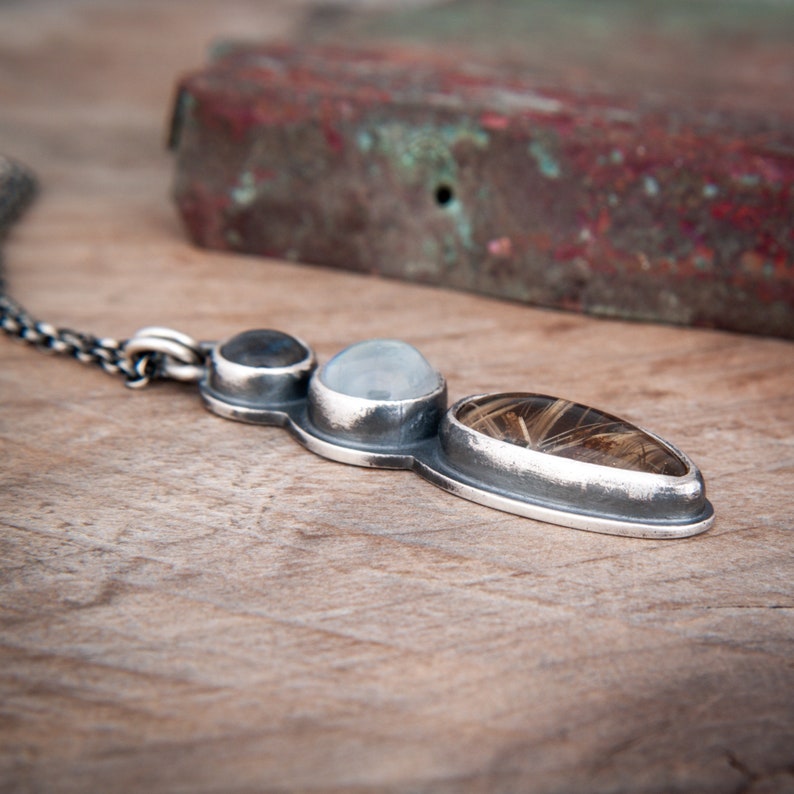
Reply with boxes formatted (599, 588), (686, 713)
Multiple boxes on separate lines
(123, 326), (207, 385)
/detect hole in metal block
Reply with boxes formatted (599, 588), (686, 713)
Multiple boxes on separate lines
(435, 184), (454, 206)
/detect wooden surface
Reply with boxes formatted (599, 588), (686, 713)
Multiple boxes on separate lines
(1, 2), (793, 792)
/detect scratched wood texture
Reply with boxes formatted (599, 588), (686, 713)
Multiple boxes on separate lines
(1, 2), (793, 793)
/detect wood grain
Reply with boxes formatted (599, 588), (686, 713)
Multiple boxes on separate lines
(1, 2), (793, 792)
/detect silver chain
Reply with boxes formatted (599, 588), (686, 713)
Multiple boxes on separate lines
(0, 155), (208, 388)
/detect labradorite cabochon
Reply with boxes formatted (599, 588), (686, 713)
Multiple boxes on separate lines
(455, 394), (687, 476)
(220, 329), (309, 368)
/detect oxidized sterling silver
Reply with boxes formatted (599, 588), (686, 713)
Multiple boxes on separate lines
(199, 329), (714, 539)
(0, 156), (715, 539)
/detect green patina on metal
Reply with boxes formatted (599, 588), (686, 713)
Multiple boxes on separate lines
(170, 0), (794, 338)
(230, 171), (257, 206)
(528, 139), (561, 180)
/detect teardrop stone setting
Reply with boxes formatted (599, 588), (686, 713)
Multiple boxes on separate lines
(455, 393), (687, 476)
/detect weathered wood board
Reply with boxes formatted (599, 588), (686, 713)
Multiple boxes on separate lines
(1, 2), (793, 792)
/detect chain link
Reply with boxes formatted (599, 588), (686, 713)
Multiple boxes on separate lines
(0, 155), (208, 388)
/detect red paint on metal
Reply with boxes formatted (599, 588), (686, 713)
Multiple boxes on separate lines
(170, 43), (794, 338)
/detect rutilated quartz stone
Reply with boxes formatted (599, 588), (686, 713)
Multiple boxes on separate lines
(455, 393), (687, 476)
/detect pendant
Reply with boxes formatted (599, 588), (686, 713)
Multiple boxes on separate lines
(199, 328), (713, 539)
(0, 157), (713, 539)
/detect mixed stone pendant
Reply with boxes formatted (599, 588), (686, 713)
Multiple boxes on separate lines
(201, 330), (713, 539)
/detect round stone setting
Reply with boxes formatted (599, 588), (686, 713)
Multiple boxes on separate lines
(203, 328), (316, 411)
(320, 339), (442, 401)
(220, 329), (310, 369)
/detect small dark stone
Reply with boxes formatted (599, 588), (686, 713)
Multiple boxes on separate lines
(220, 329), (308, 368)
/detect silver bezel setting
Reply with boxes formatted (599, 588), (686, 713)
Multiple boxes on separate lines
(200, 329), (316, 421)
(425, 394), (713, 537)
(307, 365), (447, 450)
(200, 332), (714, 539)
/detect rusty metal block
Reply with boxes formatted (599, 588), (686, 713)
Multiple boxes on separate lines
(169, 42), (794, 338)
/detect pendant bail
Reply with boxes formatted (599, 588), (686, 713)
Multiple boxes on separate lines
(123, 326), (208, 388)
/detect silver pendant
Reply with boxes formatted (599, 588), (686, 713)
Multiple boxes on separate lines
(0, 157), (712, 539)
(200, 329), (713, 539)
